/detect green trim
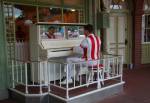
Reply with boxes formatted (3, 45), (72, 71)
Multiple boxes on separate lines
(84, 0), (89, 23)
(116, 16), (119, 55)
(142, 44), (150, 64)
(60, 5), (83, 9)
(126, 13), (132, 64)
(110, 9), (129, 13)
(4, 0), (84, 9)
(0, 0), (7, 89)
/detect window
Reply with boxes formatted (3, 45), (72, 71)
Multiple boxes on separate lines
(110, 0), (127, 10)
(38, 7), (62, 22)
(14, 5), (37, 41)
(142, 0), (150, 43)
(144, 0), (150, 10)
(63, 8), (83, 23)
(142, 14), (150, 43)
(38, 7), (84, 23)
(39, 24), (84, 40)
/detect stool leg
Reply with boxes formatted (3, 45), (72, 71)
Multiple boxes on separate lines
(97, 69), (101, 88)
(86, 70), (93, 87)
(99, 70), (104, 86)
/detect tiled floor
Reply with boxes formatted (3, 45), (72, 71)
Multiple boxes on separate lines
(0, 99), (17, 103)
(0, 67), (150, 103)
(98, 67), (150, 103)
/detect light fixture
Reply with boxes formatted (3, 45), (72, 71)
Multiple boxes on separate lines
(70, 9), (76, 12)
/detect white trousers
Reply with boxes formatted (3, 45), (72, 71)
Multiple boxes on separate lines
(65, 57), (85, 80)
(65, 57), (98, 80)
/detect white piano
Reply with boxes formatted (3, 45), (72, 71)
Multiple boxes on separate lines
(29, 22), (86, 84)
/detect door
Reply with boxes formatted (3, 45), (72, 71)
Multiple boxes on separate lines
(107, 13), (128, 64)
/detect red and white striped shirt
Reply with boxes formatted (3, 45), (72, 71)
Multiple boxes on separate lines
(80, 34), (101, 61)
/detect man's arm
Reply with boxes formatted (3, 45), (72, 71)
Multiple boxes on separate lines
(80, 38), (88, 48)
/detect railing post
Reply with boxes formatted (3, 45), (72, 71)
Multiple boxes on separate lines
(97, 60), (100, 89)
(73, 64), (75, 87)
(47, 62), (50, 92)
(20, 62), (23, 83)
(16, 61), (18, 83)
(59, 63), (62, 87)
(31, 62), (35, 85)
(79, 63), (82, 85)
(116, 57), (119, 75)
(25, 63), (28, 94)
(120, 56), (123, 82)
(45, 61), (48, 85)
(39, 62), (42, 94)
(12, 60), (15, 88)
(54, 63), (56, 85)
(43, 62), (46, 84)
(103, 59), (105, 80)
(66, 64), (69, 99)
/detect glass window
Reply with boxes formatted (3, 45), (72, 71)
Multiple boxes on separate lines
(65, 26), (84, 39)
(14, 5), (37, 41)
(38, 7), (62, 22)
(40, 25), (65, 39)
(144, 0), (150, 10)
(63, 8), (84, 23)
(39, 24), (84, 40)
(110, 0), (127, 10)
(142, 14), (150, 43)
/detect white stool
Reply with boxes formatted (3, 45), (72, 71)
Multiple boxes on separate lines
(87, 64), (104, 88)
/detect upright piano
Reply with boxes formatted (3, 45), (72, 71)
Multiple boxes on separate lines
(29, 22), (86, 84)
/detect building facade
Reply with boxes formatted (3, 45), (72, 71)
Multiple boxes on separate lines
(0, 0), (150, 100)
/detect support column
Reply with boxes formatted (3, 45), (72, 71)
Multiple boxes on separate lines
(99, 0), (110, 54)
(0, 1), (8, 100)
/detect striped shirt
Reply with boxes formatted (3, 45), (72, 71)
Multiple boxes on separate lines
(80, 34), (101, 61)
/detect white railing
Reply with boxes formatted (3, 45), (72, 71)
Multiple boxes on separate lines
(11, 60), (50, 94)
(11, 54), (124, 98)
(48, 54), (124, 100)
(15, 41), (29, 61)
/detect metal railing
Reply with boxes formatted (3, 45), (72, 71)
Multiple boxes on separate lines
(11, 54), (124, 99)
(11, 60), (50, 94)
(48, 54), (124, 100)
(15, 41), (29, 61)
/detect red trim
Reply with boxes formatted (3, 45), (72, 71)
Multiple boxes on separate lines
(88, 35), (95, 59)
(82, 48), (87, 60)
(95, 36), (100, 59)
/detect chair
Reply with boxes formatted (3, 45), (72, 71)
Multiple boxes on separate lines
(87, 64), (104, 88)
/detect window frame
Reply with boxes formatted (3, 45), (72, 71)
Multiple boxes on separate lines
(110, 0), (127, 10)
(142, 14), (150, 44)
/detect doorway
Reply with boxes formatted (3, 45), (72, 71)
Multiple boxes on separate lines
(107, 13), (129, 64)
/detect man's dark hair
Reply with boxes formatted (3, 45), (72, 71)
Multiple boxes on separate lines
(48, 26), (55, 30)
(84, 24), (93, 33)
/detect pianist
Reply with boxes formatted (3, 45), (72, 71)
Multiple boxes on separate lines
(44, 26), (56, 39)
(61, 24), (101, 84)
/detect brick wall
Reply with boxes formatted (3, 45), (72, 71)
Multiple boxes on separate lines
(132, 0), (144, 68)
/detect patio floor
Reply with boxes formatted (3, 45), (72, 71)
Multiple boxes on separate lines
(97, 67), (150, 103)
(0, 67), (150, 103)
